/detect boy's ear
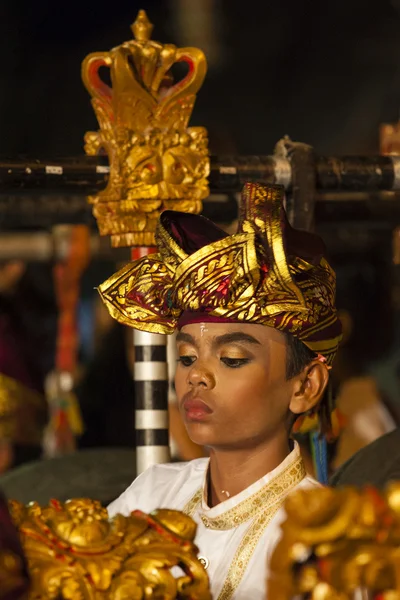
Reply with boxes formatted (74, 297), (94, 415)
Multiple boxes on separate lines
(289, 361), (329, 415)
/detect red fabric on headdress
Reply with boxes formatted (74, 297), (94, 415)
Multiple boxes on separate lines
(99, 183), (342, 365)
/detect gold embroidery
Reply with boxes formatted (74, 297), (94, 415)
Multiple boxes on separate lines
(217, 503), (285, 600)
(183, 488), (202, 517)
(182, 451), (306, 600)
(183, 454), (304, 530)
(99, 183), (342, 365)
(200, 457), (305, 530)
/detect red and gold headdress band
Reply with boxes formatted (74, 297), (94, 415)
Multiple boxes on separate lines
(98, 183), (342, 365)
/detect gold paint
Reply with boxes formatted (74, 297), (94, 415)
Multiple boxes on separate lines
(268, 483), (400, 599)
(8, 498), (211, 599)
(82, 10), (209, 248)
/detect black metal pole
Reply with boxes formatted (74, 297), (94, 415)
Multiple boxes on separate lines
(0, 154), (399, 194)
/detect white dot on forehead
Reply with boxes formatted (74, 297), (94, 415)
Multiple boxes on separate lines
(200, 323), (208, 336)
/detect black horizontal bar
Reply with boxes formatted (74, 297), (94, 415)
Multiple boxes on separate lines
(136, 429), (169, 447)
(0, 154), (398, 194)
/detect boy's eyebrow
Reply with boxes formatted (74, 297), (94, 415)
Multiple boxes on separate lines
(175, 331), (261, 348)
(176, 331), (197, 346)
(213, 332), (261, 347)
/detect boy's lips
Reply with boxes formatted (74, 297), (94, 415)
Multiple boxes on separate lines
(182, 398), (213, 421)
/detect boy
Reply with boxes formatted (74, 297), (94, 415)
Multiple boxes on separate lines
(99, 182), (342, 600)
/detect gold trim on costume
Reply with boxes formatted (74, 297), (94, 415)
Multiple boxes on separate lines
(202, 457), (305, 530)
(182, 451), (306, 600)
(183, 487), (203, 517)
(217, 503), (284, 600)
(183, 454), (305, 530)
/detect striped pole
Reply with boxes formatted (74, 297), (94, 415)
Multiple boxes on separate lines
(132, 247), (171, 474)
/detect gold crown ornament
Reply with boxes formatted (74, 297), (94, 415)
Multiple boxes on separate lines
(82, 10), (209, 248)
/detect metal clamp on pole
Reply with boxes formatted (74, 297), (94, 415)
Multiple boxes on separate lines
(276, 138), (317, 232)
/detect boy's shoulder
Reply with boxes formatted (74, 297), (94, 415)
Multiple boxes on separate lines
(108, 457), (208, 517)
(146, 457), (208, 476)
(136, 457), (208, 491)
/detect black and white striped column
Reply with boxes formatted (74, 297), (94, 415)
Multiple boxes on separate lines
(134, 329), (170, 473)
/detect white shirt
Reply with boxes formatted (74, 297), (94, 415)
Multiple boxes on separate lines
(108, 443), (319, 600)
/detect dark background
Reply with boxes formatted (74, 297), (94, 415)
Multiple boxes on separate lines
(0, 0), (400, 157)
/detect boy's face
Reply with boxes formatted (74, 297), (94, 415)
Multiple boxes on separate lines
(175, 321), (296, 450)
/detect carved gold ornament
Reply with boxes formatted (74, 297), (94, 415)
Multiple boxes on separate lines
(82, 10), (209, 248)
(9, 498), (211, 599)
(267, 484), (400, 599)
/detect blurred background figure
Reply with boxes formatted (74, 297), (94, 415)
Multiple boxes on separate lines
(0, 261), (55, 473)
(0, 489), (30, 600)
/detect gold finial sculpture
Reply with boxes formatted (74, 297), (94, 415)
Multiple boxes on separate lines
(82, 10), (209, 248)
(9, 498), (211, 599)
(267, 484), (400, 599)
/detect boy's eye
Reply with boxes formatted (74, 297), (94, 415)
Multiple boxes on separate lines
(220, 357), (250, 369)
(177, 355), (196, 367)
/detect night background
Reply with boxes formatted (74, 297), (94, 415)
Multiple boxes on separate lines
(1, 0), (400, 157)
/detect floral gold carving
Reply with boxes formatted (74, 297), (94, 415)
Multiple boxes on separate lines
(267, 484), (400, 599)
(82, 10), (209, 248)
(9, 498), (211, 599)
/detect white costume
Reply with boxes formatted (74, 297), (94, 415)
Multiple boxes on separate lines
(108, 443), (319, 600)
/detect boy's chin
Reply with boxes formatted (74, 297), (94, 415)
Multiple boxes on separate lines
(186, 423), (218, 447)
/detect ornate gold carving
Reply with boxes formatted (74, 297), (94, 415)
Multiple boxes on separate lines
(82, 10), (209, 248)
(268, 484), (400, 599)
(9, 498), (211, 599)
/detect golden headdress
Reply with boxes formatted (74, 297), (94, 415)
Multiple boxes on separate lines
(99, 183), (342, 364)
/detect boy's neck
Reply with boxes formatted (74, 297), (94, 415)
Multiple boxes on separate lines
(207, 433), (291, 508)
